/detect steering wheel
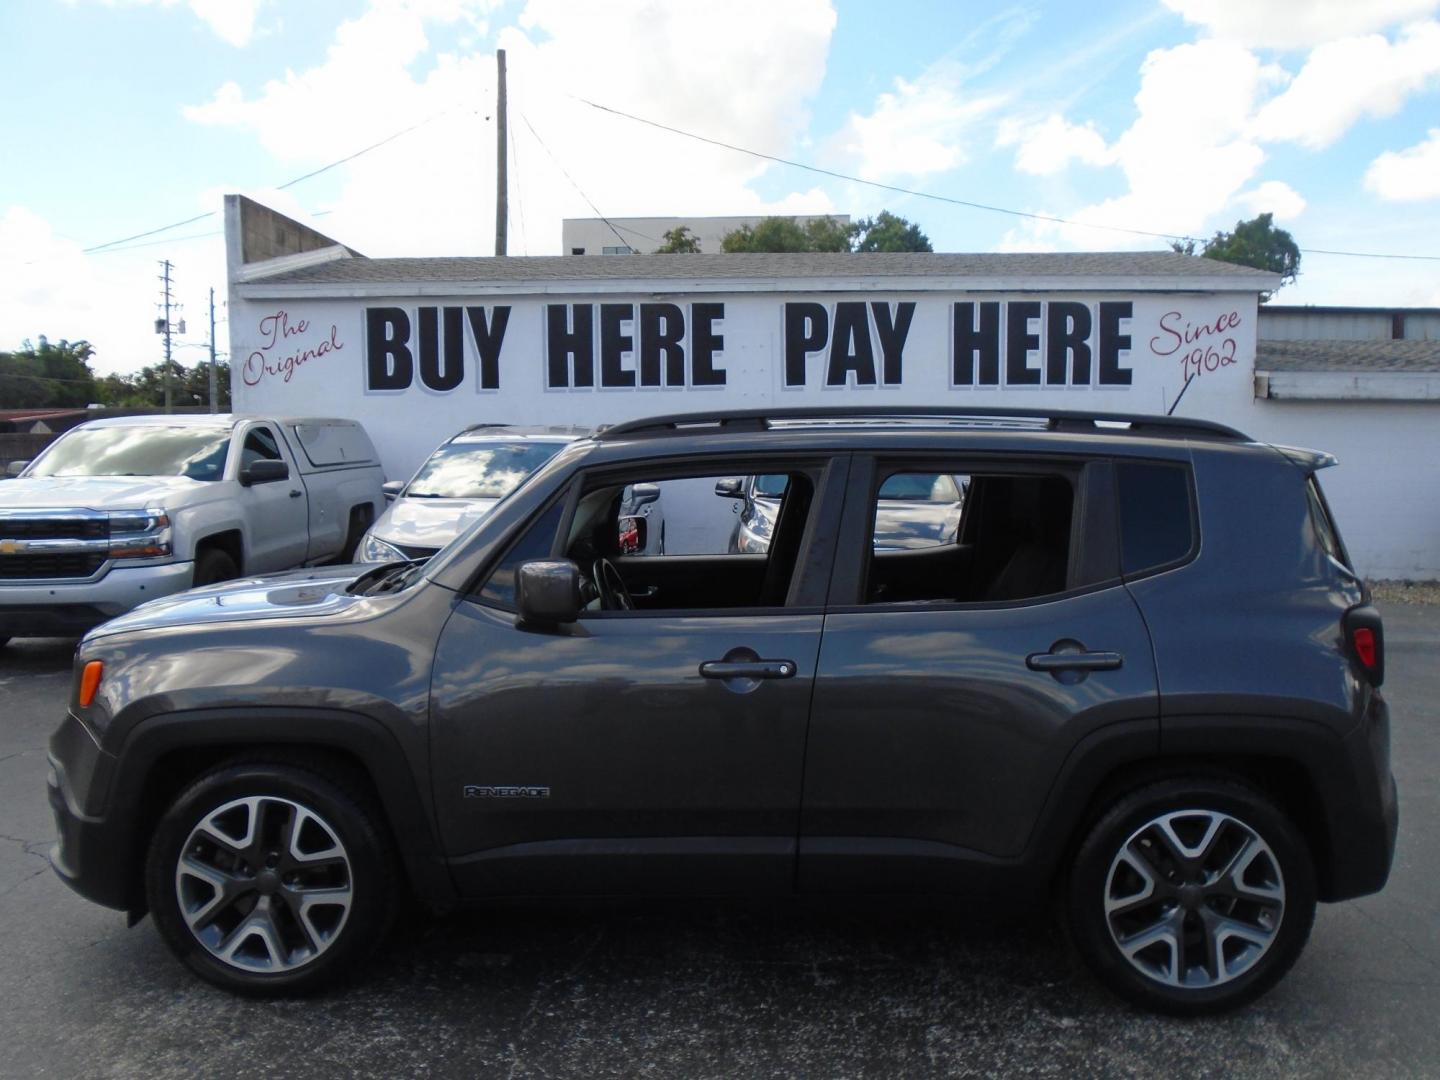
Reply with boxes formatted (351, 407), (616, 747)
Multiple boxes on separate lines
(592, 556), (634, 611)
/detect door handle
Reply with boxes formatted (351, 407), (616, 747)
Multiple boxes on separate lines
(288, 489), (303, 498)
(699, 659), (797, 680)
(1026, 650), (1123, 672)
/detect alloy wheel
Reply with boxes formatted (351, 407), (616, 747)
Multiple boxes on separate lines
(174, 795), (354, 973)
(1104, 809), (1285, 989)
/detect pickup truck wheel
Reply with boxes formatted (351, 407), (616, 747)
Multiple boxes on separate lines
(192, 548), (238, 587)
(145, 762), (398, 996)
(1066, 777), (1316, 1015)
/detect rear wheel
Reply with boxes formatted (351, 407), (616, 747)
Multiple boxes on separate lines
(145, 761), (398, 996)
(192, 547), (239, 587)
(1067, 777), (1316, 1015)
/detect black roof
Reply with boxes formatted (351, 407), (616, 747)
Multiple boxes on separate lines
(1257, 340), (1440, 373)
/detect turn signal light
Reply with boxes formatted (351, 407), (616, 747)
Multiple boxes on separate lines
(78, 660), (104, 708)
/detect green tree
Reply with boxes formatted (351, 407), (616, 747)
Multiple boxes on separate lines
(854, 211), (933, 252)
(1201, 213), (1300, 296)
(721, 215), (857, 253)
(0, 338), (97, 408)
(93, 358), (231, 410)
(654, 226), (702, 253)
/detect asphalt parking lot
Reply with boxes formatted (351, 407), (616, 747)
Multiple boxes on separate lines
(1, 606), (1437, 1080)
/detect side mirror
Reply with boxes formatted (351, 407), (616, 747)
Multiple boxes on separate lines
(714, 477), (744, 498)
(239, 459), (290, 486)
(627, 482), (661, 507)
(382, 479), (405, 501)
(5, 460), (29, 478)
(617, 514), (647, 555)
(516, 559), (583, 626)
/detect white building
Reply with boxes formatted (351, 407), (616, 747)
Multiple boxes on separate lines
(225, 195), (1440, 579)
(561, 214), (851, 256)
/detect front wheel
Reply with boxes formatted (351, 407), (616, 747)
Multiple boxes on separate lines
(145, 761), (398, 996)
(1066, 777), (1316, 1015)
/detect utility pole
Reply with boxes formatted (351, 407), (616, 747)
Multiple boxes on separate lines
(159, 260), (174, 414)
(495, 48), (508, 257)
(208, 287), (218, 413)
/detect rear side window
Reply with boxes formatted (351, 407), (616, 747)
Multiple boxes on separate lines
(1306, 475), (1348, 567)
(292, 422), (377, 467)
(1117, 462), (1194, 575)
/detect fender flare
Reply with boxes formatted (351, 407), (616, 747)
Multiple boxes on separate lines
(108, 706), (455, 908)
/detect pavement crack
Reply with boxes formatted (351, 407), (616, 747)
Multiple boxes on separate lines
(0, 747), (45, 766)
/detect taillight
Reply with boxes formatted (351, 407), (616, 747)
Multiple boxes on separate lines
(1344, 606), (1384, 687)
(78, 660), (104, 708)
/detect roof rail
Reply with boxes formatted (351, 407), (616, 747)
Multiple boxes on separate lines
(595, 406), (1250, 442)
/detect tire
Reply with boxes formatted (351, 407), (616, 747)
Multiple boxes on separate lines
(1066, 777), (1316, 1015)
(192, 547), (239, 588)
(145, 760), (399, 996)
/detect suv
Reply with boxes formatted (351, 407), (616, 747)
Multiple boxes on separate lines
(46, 407), (1396, 1013)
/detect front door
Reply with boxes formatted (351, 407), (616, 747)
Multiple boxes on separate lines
(233, 423), (309, 571)
(430, 456), (844, 897)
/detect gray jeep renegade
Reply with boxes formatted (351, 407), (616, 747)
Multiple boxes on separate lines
(47, 407), (1397, 1013)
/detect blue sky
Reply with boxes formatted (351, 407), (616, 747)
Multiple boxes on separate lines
(3, 0), (1439, 375)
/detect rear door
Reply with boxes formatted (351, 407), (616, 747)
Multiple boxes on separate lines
(799, 454), (1158, 893)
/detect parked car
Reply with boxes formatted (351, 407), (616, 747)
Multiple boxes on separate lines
(719, 471), (966, 552)
(0, 414), (383, 646)
(355, 426), (585, 563)
(47, 407), (1395, 1014)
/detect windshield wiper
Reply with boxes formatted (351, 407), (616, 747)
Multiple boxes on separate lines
(346, 560), (424, 596)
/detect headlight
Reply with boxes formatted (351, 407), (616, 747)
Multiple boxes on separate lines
(108, 508), (172, 560)
(357, 530), (406, 563)
(736, 518), (770, 554)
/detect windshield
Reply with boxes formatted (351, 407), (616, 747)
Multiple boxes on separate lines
(406, 440), (567, 499)
(753, 474), (789, 498)
(27, 426), (231, 480)
(878, 473), (960, 502)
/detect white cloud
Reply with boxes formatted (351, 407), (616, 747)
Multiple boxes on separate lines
(181, 0), (839, 256)
(830, 66), (1005, 181)
(77, 0), (267, 46)
(1000, 40), (1279, 250)
(186, 0), (263, 46)
(1161, 0), (1439, 49)
(1365, 128), (1440, 201)
(1233, 179), (1306, 220)
(1250, 21), (1440, 148)
(996, 114), (1113, 176)
(0, 206), (225, 378)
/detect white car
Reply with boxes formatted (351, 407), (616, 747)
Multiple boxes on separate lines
(355, 426), (585, 563)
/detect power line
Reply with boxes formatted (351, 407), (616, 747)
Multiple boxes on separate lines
(81, 108), (470, 255)
(519, 110), (636, 253)
(574, 95), (1440, 262)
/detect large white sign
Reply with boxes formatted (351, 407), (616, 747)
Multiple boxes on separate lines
(232, 292), (1257, 479)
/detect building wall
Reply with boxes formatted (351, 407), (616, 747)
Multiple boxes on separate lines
(228, 284), (1437, 579)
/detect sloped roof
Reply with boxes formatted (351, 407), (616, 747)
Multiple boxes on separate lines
(1257, 339), (1440, 373)
(248, 250), (1277, 286)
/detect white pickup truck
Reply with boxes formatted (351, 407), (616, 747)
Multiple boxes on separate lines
(0, 414), (385, 645)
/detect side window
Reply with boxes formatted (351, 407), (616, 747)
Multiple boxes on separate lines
(473, 500), (565, 612)
(1305, 475), (1348, 568)
(866, 469), (1072, 605)
(1117, 462), (1194, 575)
(241, 426), (283, 468)
(566, 468), (818, 611)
